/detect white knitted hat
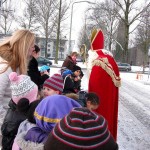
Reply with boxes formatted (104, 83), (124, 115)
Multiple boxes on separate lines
(9, 72), (38, 104)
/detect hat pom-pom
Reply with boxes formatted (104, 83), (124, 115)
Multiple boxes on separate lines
(9, 72), (18, 81)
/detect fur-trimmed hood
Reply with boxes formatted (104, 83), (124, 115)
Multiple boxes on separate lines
(15, 131), (44, 150)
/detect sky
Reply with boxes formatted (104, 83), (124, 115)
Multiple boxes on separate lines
(1, 0), (95, 40)
(67, 0), (96, 39)
(2, 0), (149, 50)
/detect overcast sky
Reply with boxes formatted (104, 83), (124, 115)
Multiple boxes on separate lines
(8, 0), (93, 41)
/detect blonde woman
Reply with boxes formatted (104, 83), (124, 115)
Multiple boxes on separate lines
(0, 29), (35, 142)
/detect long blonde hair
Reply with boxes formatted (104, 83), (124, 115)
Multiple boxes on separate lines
(0, 29), (35, 74)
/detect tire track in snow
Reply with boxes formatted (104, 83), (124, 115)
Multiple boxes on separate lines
(119, 80), (150, 128)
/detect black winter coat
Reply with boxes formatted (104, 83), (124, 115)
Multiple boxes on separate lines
(28, 57), (49, 90)
(1, 100), (27, 150)
(63, 75), (77, 94)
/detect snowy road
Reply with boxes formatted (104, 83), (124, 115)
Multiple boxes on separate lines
(118, 73), (150, 150)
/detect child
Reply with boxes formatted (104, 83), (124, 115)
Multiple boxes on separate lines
(74, 70), (84, 91)
(65, 92), (99, 111)
(44, 107), (118, 150)
(42, 74), (64, 98)
(62, 69), (73, 79)
(63, 65), (81, 94)
(15, 95), (81, 149)
(85, 92), (100, 111)
(39, 65), (50, 76)
(1, 72), (38, 150)
(12, 99), (41, 150)
(28, 45), (49, 91)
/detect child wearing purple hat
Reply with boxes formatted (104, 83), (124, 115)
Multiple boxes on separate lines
(14, 95), (81, 149)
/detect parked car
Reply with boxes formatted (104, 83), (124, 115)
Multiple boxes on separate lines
(37, 57), (52, 66)
(117, 62), (131, 71)
(48, 57), (55, 60)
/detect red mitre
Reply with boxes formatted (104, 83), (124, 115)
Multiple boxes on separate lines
(91, 29), (104, 51)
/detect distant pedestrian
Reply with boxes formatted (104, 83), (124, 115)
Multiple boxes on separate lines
(0, 29), (35, 146)
(62, 51), (78, 71)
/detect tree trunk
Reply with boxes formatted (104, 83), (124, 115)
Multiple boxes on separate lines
(55, 0), (62, 64)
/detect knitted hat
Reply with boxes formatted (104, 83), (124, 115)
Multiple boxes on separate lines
(73, 65), (81, 72)
(44, 107), (118, 150)
(34, 95), (81, 133)
(43, 74), (64, 94)
(9, 72), (38, 104)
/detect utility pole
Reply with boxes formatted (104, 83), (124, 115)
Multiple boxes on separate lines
(68, 1), (95, 54)
(0, 0), (2, 12)
(55, 0), (62, 64)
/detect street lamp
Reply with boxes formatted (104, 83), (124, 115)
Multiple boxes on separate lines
(68, 1), (95, 54)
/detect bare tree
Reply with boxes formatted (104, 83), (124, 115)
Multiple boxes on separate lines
(0, 0), (15, 34)
(84, 0), (120, 54)
(113, 0), (150, 62)
(28, 0), (72, 58)
(134, 5), (150, 65)
(16, 0), (39, 32)
(77, 17), (91, 51)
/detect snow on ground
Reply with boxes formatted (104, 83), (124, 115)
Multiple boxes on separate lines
(118, 72), (150, 150)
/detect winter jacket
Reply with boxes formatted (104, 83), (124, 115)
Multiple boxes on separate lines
(28, 57), (49, 90)
(12, 120), (36, 150)
(62, 56), (76, 71)
(63, 75), (77, 93)
(0, 58), (13, 135)
(25, 127), (49, 144)
(14, 131), (44, 150)
(74, 79), (81, 91)
(1, 100), (27, 150)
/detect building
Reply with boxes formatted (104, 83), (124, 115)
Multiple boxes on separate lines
(129, 45), (149, 66)
(0, 33), (75, 59)
(36, 37), (75, 60)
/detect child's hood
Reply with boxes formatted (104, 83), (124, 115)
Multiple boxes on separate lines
(15, 131), (44, 150)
